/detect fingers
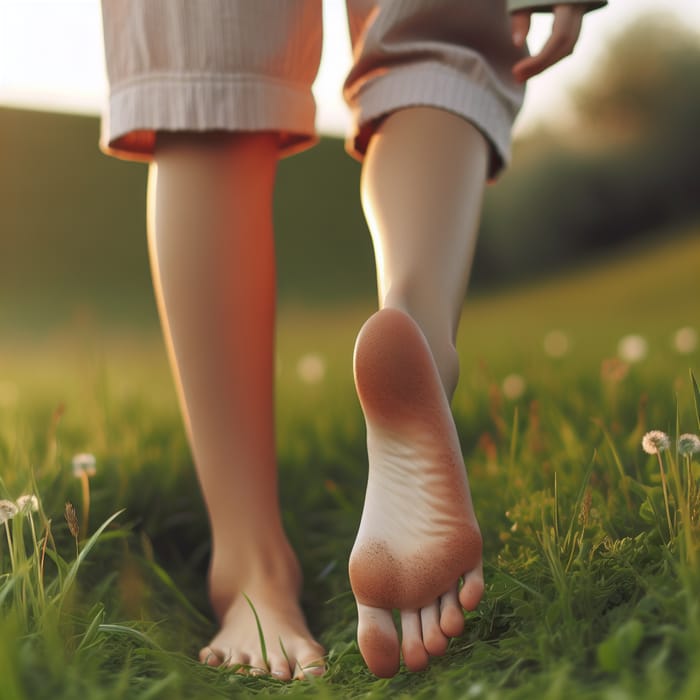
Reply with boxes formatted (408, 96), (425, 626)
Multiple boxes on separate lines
(512, 5), (585, 83)
(510, 11), (531, 50)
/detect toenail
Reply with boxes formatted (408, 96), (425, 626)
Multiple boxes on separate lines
(202, 650), (221, 665)
(301, 664), (326, 677)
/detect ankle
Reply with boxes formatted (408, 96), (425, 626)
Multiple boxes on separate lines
(209, 537), (302, 617)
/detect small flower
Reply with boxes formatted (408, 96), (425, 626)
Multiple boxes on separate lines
(678, 433), (700, 456)
(642, 430), (670, 455)
(72, 453), (96, 478)
(296, 353), (326, 385)
(16, 494), (39, 513)
(0, 499), (19, 524)
(543, 330), (571, 358)
(502, 373), (526, 400)
(618, 334), (648, 363)
(673, 327), (698, 355)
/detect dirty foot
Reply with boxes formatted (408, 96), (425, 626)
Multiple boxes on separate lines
(350, 308), (483, 677)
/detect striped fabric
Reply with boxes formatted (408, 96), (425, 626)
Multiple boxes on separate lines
(101, 0), (529, 175)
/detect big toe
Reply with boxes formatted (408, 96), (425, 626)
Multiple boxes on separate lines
(357, 603), (400, 678)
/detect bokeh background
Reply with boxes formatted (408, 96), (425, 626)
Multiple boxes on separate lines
(1, 1), (698, 332)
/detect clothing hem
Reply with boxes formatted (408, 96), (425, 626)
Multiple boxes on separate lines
(100, 73), (318, 161)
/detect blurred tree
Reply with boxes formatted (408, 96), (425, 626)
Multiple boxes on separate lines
(574, 14), (700, 140)
(473, 13), (700, 288)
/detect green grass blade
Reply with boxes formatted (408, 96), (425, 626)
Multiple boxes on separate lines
(599, 423), (634, 512)
(76, 603), (105, 652)
(139, 557), (211, 626)
(562, 452), (596, 568)
(483, 563), (545, 600)
(60, 509), (125, 599)
(0, 574), (17, 607)
(242, 592), (269, 668)
(98, 623), (163, 651)
(691, 370), (700, 430)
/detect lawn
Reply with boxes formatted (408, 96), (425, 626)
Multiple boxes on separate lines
(0, 227), (699, 699)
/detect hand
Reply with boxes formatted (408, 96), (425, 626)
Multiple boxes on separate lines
(511, 4), (586, 83)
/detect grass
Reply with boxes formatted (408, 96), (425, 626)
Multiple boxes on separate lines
(0, 228), (699, 699)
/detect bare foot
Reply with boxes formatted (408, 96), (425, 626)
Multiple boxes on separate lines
(349, 308), (483, 677)
(200, 550), (326, 680)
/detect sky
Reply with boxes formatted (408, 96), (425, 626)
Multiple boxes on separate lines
(0, 0), (699, 138)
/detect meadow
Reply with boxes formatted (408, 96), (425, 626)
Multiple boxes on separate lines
(0, 225), (699, 699)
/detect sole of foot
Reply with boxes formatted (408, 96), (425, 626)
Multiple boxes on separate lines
(350, 308), (483, 677)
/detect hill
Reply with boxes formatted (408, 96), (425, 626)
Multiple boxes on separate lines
(0, 106), (376, 326)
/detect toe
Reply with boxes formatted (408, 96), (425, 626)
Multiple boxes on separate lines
(199, 645), (223, 667)
(439, 587), (465, 638)
(420, 603), (449, 656)
(295, 648), (327, 680)
(357, 603), (400, 678)
(400, 610), (429, 672)
(294, 661), (326, 680)
(267, 653), (292, 681)
(200, 645), (237, 667)
(246, 651), (269, 676)
(458, 565), (484, 611)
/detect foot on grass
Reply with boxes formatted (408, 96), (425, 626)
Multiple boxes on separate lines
(350, 308), (483, 678)
(200, 555), (326, 681)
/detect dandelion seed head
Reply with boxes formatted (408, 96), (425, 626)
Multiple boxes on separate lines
(467, 682), (485, 698)
(296, 353), (326, 384)
(678, 433), (700, 456)
(16, 494), (39, 513)
(72, 452), (96, 477)
(0, 499), (18, 523)
(617, 334), (648, 363)
(502, 373), (526, 400)
(543, 330), (571, 358)
(673, 327), (697, 355)
(642, 430), (670, 455)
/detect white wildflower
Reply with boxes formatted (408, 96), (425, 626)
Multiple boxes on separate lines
(642, 430), (670, 455)
(617, 334), (648, 363)
(673, 327), (697, 355)
(16, 494), (39, 513)
(543, 330), (571, 358)
(678, 433), (700, 456)
(0, 499), (19, 524)
(296, 353), (326, 384)
(72, 452), (96, 477)
(502, 373), (526, 400)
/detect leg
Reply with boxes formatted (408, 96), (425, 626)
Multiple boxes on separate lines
(350, 107), (488, 676)
(148, 132), (324, 680)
